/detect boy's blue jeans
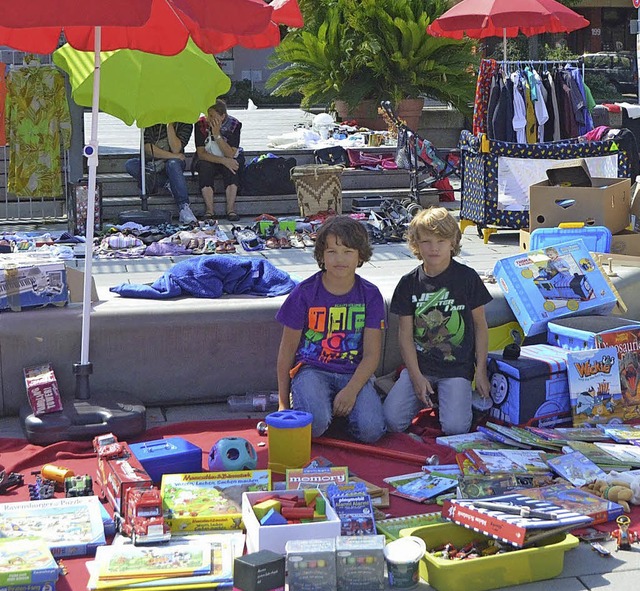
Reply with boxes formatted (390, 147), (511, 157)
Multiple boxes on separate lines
(383, 368), (473, 435)
(291, 365), (386, 443)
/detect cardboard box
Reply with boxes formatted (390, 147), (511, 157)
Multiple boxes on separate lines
(0, 259), (68, 311)
(243, 490), (341, 555)
(286, 537), (337, 591)
(335, 535), (385, 591)
(23, 363), (63, 416)
(234, 549), (285, 591)
(401, 522), (578, 591)
(545, 158), (592, 187)
(493, 239), (618, 336)
(529, 177), (631, 234)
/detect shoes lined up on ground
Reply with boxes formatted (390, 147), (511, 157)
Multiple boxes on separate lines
(265, 230), (315, 249)
(178, 203), (198, 225)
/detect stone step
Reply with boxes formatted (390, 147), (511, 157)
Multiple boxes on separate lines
(100, 186), (425, 222)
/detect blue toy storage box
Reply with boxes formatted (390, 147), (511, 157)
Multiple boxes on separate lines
(486, 344), (571, 427)
(547, 315), (640, 351)
(493, 239), (618, 336)
(529, 226), (612, 253)
(129, 437), (202, 484)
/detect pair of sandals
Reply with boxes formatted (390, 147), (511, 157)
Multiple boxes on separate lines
(204, 211), (240, 222)
(215, 240), (236, 254)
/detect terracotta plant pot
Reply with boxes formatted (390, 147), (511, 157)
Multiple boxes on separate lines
(334, 98), (424, 131)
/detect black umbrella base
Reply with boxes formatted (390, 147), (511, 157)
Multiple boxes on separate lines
(118, 209), (172, 226)
(20, 392), (146, 446)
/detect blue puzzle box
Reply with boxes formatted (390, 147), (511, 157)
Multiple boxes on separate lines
(493, 239), (618, 337)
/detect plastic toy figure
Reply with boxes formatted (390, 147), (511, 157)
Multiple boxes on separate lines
(612, 515), (638, 551)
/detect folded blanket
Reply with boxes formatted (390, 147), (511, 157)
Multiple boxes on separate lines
(110, 255), (297, 299)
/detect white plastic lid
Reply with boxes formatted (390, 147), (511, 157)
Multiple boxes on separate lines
(383, 536), (426, 564)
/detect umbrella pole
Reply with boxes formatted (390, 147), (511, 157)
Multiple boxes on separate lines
(140, 129), (148, 211)
(503, 28), (507, 63)
(74, 26), (102, 400)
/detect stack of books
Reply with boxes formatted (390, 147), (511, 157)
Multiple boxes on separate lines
(86, 532), (243, 590)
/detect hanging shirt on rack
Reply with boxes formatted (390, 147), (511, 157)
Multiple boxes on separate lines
(532, 70), (549, 143)
(6, 61), (71, 197)
(522, 75), (537, 144)
(492, 74), (516, 142)
(473, 59), (498, 136)
(510, 72), (527, 144)
(542, 70), (561, 142)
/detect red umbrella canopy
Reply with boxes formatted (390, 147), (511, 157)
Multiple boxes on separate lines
(427, 0), (589, 39)
(0, 0), (289, 55)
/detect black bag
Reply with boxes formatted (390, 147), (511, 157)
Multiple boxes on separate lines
(240, 156), (297, 195)
(142, 159), (165, 195)
(314, 145), (348, 166)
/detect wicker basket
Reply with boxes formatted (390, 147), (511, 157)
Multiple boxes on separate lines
(290, 164), (344, 216)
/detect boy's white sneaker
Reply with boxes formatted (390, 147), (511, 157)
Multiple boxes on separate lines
(179, 203), (197, 224)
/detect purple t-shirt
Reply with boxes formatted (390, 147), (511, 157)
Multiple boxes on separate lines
(276, 271), (385, 374)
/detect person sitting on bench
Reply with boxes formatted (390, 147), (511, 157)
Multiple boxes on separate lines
(194, 99), (244, 222)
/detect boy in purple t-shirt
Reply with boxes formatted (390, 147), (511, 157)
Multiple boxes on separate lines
(276, 216), (386, 443)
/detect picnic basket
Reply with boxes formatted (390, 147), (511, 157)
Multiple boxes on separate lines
(290, 164), (344, 216)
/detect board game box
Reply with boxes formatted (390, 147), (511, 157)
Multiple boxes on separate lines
(0, 537), (59, 587)
(161, 470), (271, 532)
(0, 496), (106, 557)
(493, 239), (618, 337)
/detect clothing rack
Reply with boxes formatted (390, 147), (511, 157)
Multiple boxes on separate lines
(495, 59), (583, 79)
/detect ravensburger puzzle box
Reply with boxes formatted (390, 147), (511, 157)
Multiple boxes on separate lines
(493, 239), (618, 337)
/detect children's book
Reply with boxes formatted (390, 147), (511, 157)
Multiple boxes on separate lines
(331, 492), (377, 536)
(526, 426), (609, 442)
(391, 472), (458, 503)
(593, 442), (640, 467)
(545, 450), (607, 486)
(563, 441), (631, 471)
(376, 512), (445, 541)
(94, 542), (211, 581)
(0, 496), (106, 557)
(161, 470), (271, 531)
(595, 327), (640, 420)
(0, 537), (59, 586)
(454, 452), (482, 475)
(434, 431), (502, 451)
(285, 466), (349, 491)
(596, 424), (640, 443)
(566, 347), (626, 426)
(465, 449), (553, 475)
(484, 422), (564, 451)
(518, 482), (624, 525)
(442, 494), (593, 547)
(475, 426), (532, 450)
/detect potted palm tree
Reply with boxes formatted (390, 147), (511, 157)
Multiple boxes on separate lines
(267, 0), (478, 130)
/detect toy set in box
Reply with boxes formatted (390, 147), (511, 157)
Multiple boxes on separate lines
(0, 258), (68, 311)
(335, 535), (385, 591)
(243, 490), (341, 555)
(493, 239), (618, 336)
(547, 315), (640, 351)
(401, 522), (578, 591)
(486, 344), (571, 427)
(161, 470), (271, 532)
(129, 437), (202, 484)
(529, 177), (631, 234)
(286, 537), (337, 591)
(23, 363), (63, 416)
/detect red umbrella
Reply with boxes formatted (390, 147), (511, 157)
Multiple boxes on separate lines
(0, 0), (283, 54)
(427, 0), (589, 61)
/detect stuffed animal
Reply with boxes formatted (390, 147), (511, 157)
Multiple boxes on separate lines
(586, 479), (634, 513)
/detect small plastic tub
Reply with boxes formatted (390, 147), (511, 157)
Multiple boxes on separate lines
(383, 536), (426, 588)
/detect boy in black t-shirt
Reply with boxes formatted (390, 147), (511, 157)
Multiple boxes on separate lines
(383, 207), (492, 435)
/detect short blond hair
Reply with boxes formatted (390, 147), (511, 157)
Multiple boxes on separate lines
(407, 207), (461, 259)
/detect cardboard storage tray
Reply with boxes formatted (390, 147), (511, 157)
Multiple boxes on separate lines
(547, 315), (640, 351)
(242, 490), (341, 555)
(528, 225), (612, 253)
(400, 522), (578, 591)
(529, 177), (631, 234)
(129, 437), (202, 484)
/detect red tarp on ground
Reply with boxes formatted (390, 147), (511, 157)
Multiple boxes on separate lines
(0, 416), (637, 589)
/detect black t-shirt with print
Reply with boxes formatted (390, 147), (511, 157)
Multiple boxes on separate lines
(391, 259), (492, 380)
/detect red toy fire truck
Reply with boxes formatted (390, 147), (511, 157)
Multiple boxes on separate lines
(93, 433), (170, 545)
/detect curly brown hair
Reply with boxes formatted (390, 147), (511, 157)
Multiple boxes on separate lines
(314, 215), (372, 269)
(407, 207), (461, 259)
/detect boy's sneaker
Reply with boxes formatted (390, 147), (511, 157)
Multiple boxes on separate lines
(179, 203), (197, 224)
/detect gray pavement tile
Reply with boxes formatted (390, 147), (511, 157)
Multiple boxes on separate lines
(581, 570), (640, 589)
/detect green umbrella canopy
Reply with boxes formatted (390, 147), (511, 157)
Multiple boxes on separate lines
(53, 38), (231, 127)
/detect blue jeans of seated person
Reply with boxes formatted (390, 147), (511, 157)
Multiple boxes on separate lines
(291, 365), (386, 443)
(125, 157), (189, 207)
(382, 368), (472, 435)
